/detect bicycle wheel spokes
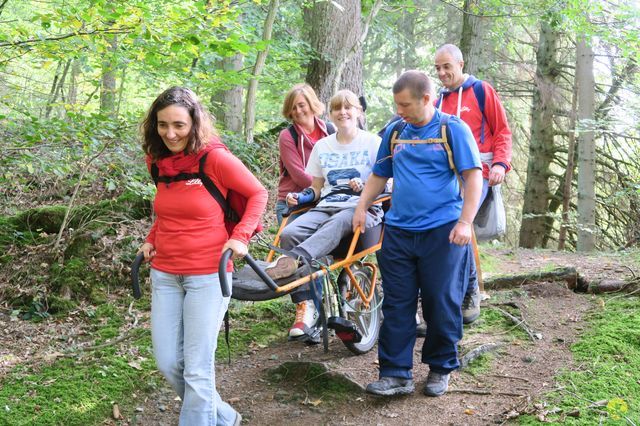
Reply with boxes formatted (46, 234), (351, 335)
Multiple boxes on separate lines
(339, 265), (382, 355)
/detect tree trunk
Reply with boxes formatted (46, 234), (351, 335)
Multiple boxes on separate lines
(43, 61), (63, 119)
(459, 0), (485, 76)
(401, 5), (418, 71)
(484, 267), (578, 290)
(575, 35), (596, 251)
(68, 59), (81, 106)
(519, 21), (559, 248)
(116, 65), (127, 116)
(444, 0), (461, 44)
(244, 0), (279, 143)
(45, 60), (71, 119)
(100, 34), (118, 116)
(304, 0), (363, 106)
(332, 0), (382, 96)
(558, 73), (579, 250)
(211, 53), (244, 133)
(211, 11), (244, 134)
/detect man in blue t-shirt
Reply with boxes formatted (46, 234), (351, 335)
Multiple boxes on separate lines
(353, 70), (482, 397)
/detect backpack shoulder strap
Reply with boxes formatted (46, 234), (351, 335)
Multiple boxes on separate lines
(472, 79), (487, 143)
(435, 92), (442, 110)
(472, 79), (485, 116)
(151, 162), (199, 185)
(325, 121), (336, 135)
(439, 114), (455, 171)
(287, 124), (298, 144)
(151, 163), (159, 185)
(282, 125), (300, 178)
(439, 113), (463, 190)
(197, 152), (240, 222)
(389, 119), (408, 157)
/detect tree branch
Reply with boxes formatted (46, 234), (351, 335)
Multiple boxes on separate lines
(53, 139), (113, 254)
(0, 0), (9, 19)
(0, 27), (133, 48)
(244, 0), (279, 144)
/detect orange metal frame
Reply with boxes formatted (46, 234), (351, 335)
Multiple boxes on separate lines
(265, 196), (390, 306)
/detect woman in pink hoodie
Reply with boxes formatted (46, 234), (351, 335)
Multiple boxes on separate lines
(276, 83), (334, 224)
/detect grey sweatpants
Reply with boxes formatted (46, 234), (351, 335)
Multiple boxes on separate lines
(280, 205), (382, 303)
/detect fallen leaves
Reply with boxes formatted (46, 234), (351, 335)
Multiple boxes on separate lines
(300, 396), (322, 407)
(127, 360), (143, 370)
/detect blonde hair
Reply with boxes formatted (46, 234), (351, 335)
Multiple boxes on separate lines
(281, 83), (325, 120)
(329, 89), (362, 113)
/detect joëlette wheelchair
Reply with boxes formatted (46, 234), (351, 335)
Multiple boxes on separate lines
(131, 193), (390, 355)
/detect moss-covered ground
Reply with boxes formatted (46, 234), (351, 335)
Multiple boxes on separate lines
(0, 297), (294, 425)
(519, 296), (640, 425)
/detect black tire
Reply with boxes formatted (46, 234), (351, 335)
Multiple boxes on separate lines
(339, 264), (382, 355)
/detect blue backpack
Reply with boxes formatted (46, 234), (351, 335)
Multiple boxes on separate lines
(384, 114), (463, 187)
(435, 79), (487, 143)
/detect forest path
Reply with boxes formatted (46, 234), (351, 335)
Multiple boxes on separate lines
(130, 248), (634, 425)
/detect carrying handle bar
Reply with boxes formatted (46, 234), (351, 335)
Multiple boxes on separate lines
(131, 249), (282, 300)
(219, 249), (280, 298)
(131, 253), (144, 300)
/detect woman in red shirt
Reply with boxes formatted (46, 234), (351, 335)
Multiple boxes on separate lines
(276, 83), (334, 224)
(138, 87), (267, 426)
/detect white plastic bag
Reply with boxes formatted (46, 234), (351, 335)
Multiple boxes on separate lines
(474, 185), (506, 241)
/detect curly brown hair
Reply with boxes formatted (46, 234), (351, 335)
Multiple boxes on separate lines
(141, 87), (216, 160)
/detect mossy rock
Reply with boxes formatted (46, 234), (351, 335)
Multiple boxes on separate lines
(48, 294), (78, 313)
(13, 205), (67, 233)
(49, 257), (107, 305)
(0, 216), (19, 251)
(64, 231), (97, 258)
(11, 192), (150, 236)
(267, 361), (364, 402)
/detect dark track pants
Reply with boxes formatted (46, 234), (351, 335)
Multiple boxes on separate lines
(376, 221), (471, 379)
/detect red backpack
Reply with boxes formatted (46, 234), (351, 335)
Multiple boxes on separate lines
(150, 139), (263, 237)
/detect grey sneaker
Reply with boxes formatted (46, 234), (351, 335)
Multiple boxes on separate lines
(366, 376), (415, 396)
(462, 286), (480, 324)
(423, 371), (450, 397)
(233, 412), (242, 426)
(265, 255), (298, 280)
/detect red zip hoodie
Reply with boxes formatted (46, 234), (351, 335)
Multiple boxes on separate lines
(145, 146), (267, 275)
(437, 75), (512, 179)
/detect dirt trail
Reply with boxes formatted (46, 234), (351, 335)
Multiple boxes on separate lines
(128, 248), (636, 425)
(2, 249), (632, 425)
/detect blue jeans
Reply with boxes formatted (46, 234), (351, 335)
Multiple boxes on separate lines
(151, 268), (237, 426)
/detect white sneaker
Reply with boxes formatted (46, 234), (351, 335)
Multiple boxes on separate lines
(289, 300), (318, 338)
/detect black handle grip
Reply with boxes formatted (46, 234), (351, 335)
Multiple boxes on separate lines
(219, 249), (280, 298)
(219, 249), (233, 297)
(131, 253), (144, 299)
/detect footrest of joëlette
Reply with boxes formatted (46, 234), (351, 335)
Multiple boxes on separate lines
(231, 260), (314, 301)
(287, 326), (321, 345)
(327, 316), (362, 343)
